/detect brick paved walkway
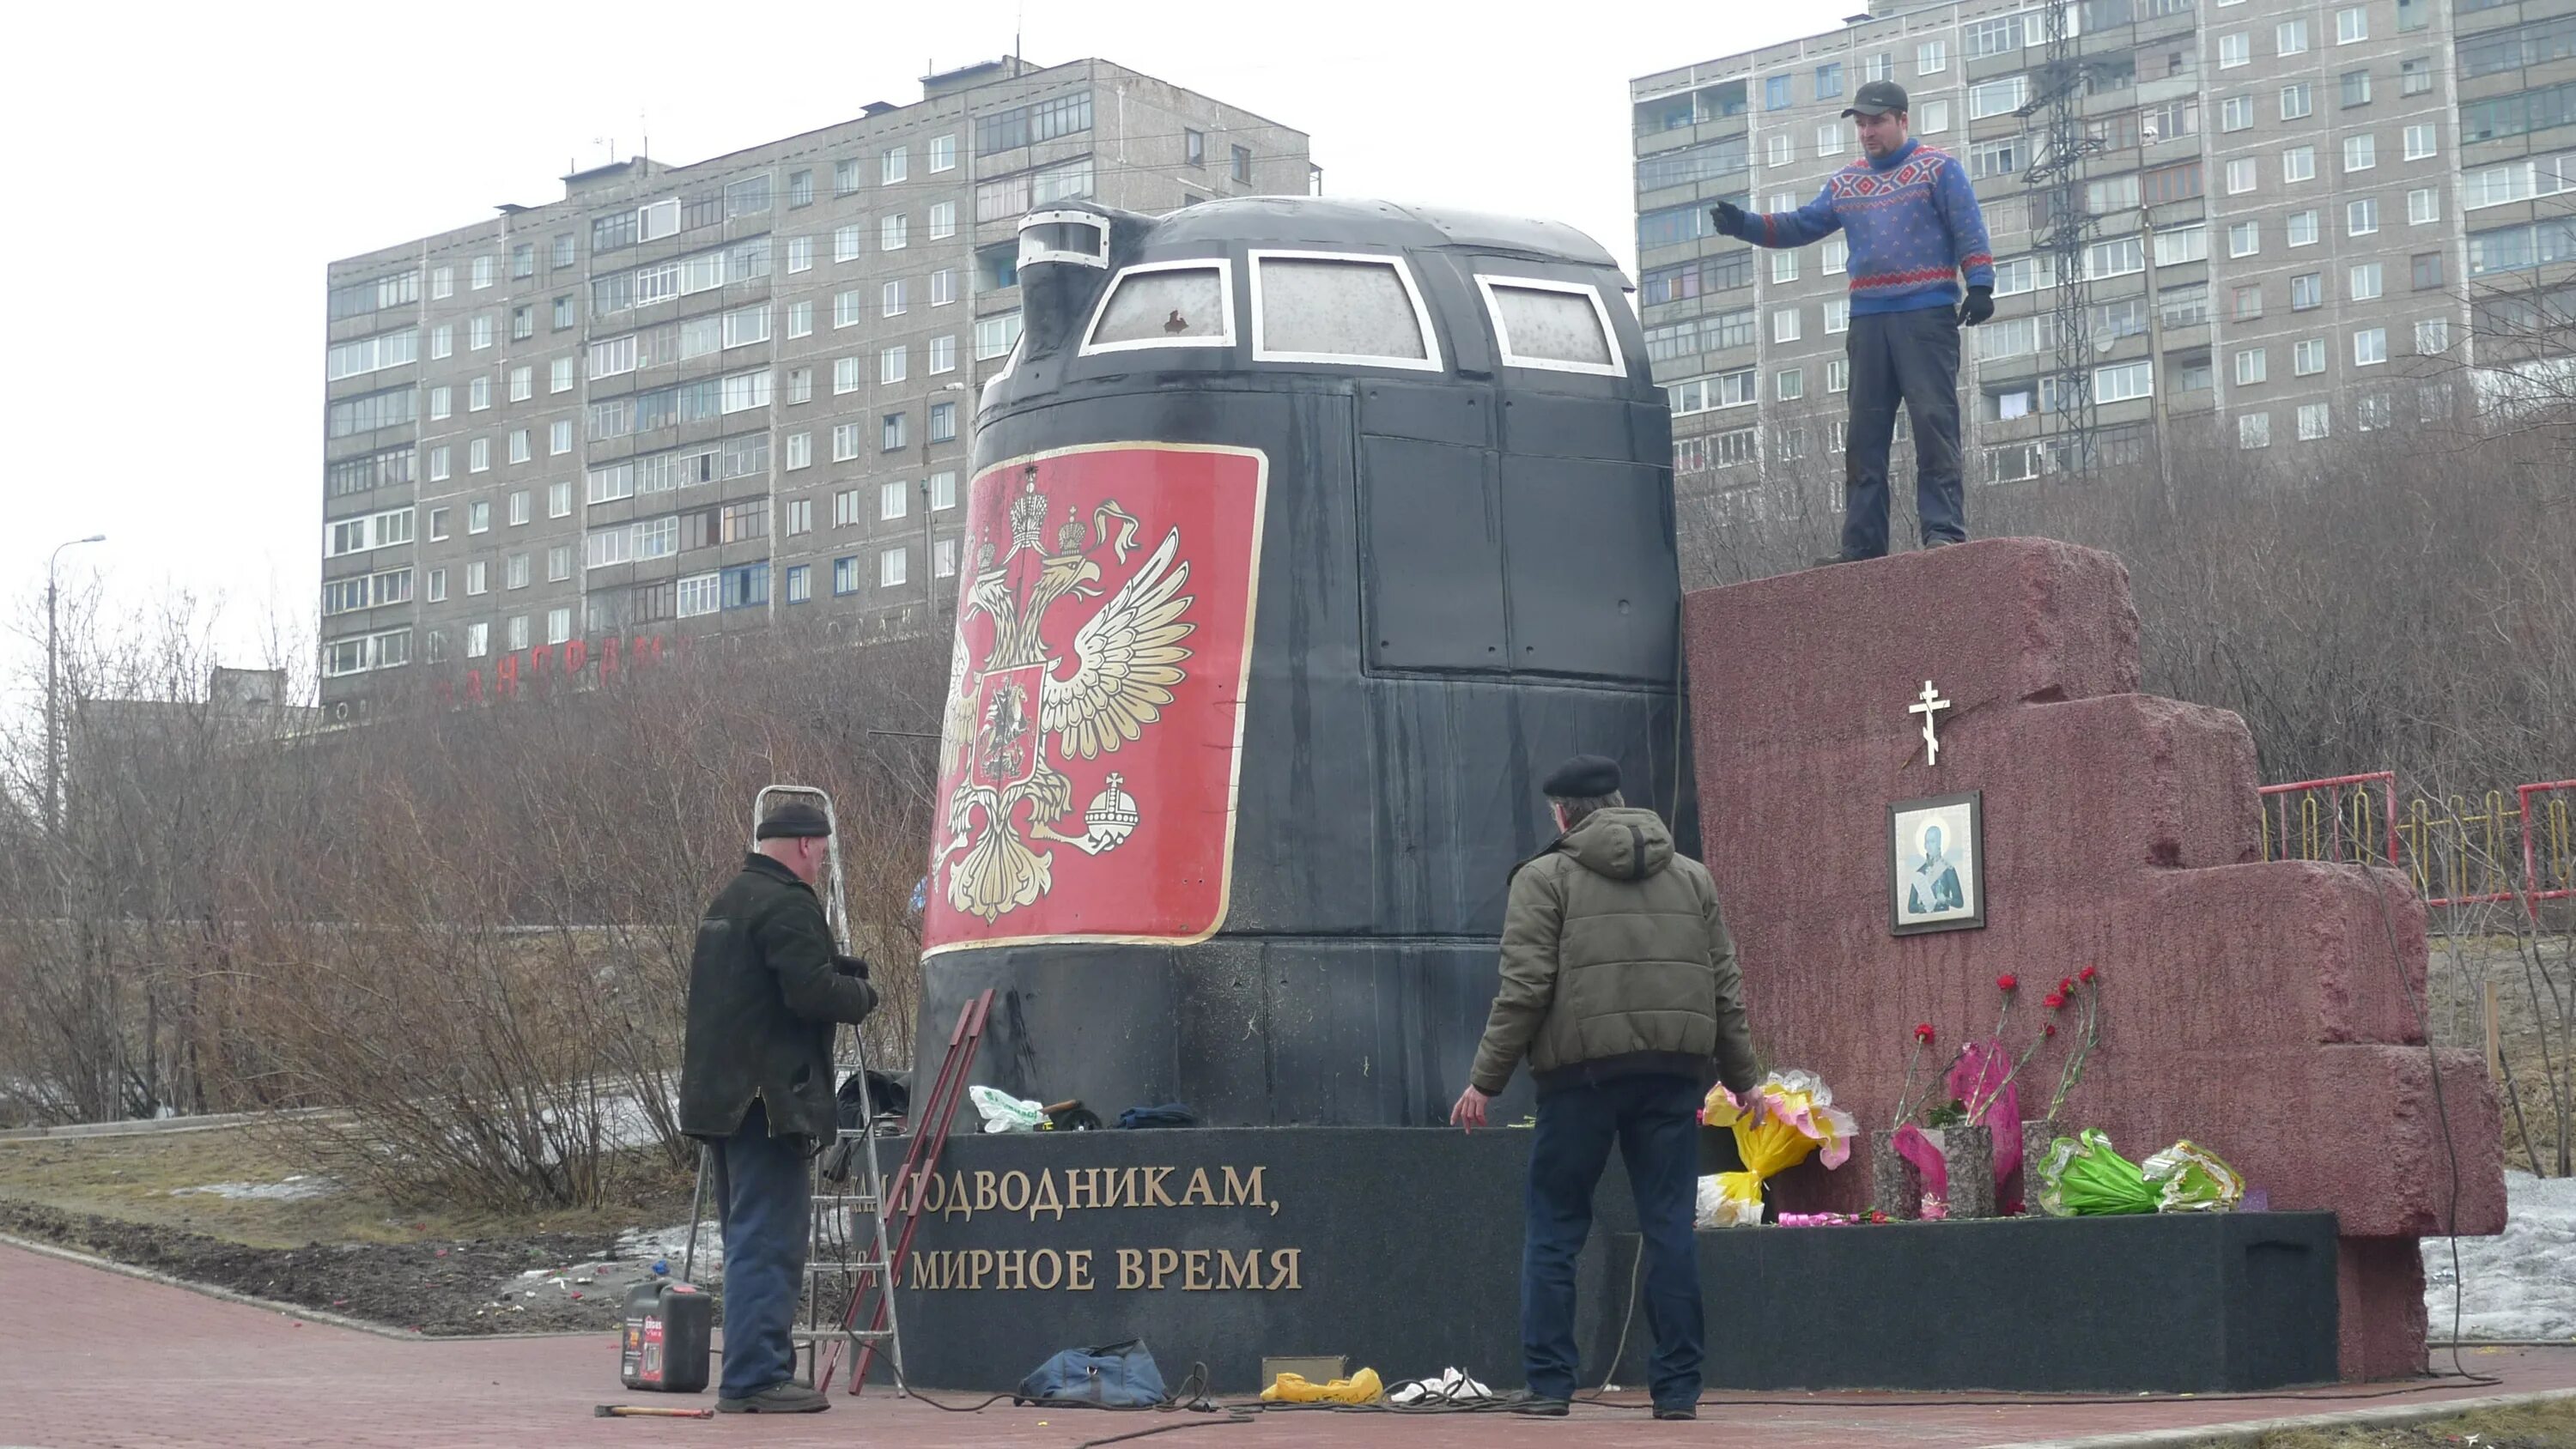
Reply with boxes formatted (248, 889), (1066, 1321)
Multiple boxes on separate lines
(5, 1241), (2571, 1449)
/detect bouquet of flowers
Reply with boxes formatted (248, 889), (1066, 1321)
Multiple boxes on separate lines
(1698, 1070), (1858, 1228)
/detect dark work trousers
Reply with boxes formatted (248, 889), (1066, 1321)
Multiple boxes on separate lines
(1844, 304), (1968, 559)
(712, 1098), (811, 1398)
(1521, 1073), (1705, 1410)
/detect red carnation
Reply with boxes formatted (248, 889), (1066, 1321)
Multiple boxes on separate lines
(2058, 976), (2076, 995)
(2079, 966), (2098, 983)
(2044, 1023), (2057, 1036)
(2044, 991), (2067, 1009)
(1996, 973), (2020, 992)
(1913, 1022), (1936, 1045)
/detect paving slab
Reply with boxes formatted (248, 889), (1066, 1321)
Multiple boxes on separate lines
(5, 1241), (2570, 1449)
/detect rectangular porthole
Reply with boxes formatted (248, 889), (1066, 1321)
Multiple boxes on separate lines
(1476, 276), (1624, 376)
(1082, 259), (1236, 354)
(1249, 250), (1443, 371)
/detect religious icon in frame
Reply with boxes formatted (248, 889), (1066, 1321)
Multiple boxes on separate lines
(1889, 791), (1984, 936)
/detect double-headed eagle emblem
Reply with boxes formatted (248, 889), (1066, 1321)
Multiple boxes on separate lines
(934, 464), (1196, 923)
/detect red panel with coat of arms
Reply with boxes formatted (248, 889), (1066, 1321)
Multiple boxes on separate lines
(922, 443), (1268, 955)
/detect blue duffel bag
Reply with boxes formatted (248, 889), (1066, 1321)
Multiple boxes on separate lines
(1013, 1338), (1170, 1408)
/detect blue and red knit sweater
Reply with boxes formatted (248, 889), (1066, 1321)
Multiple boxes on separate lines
(1721, 137), (1995, 317)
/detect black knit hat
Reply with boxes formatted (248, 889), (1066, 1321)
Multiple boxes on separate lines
(755, 802), (832, 839)
(1541, 755), (1621, 799)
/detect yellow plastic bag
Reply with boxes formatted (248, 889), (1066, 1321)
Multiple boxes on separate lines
(1699, 1070), (1858, 1227)
(1261, 1368), (1384, 1404)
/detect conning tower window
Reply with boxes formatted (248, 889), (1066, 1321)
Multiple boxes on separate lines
(1248, 250), (1443, 372)
(1476, 276), (1625, 376)
(1018, 209), (1109, 270)
(1082, 259), (1236, 354)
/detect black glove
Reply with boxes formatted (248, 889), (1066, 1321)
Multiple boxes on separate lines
(1709, 199), (1748, 237)
(833, 952), (871, 980)
(1957, 284), (1994, 326)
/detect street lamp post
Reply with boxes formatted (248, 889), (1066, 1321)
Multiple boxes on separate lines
(46, 534), (106, 836)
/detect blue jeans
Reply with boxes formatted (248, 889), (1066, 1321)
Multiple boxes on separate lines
(1844, 304), (1967, 559)
(712, 1099), (810, 1398)
(1521, 1073), (1704, 1409)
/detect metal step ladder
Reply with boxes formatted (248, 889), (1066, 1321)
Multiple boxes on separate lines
(816, 985), (993, 1396)
(734, 785), (907, 1396)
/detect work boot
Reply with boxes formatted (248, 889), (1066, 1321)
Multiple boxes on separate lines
(1654, 1403), (1698, 1421)
(717, 1380), (830, 1413)
(1511, 1393), (1571, 1416)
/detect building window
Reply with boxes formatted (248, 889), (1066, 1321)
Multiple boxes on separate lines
(788, 236), (814, 273)
(1826, 358), (1850, 392)
(787, 564), (811, 603)
(880, 547), (908, 588)
(470, 316), (493, 350)
(427, 567), (447, 603)
(2293, 337), (2326, 376)
(928, 133), (957, 173)
(931, 401), (957, 443)
(2281, 147), (2315, 184)
(935, 538), (959, 579)
(505, 552), (530, 591)
(2354, 327), (2388, 366)
(472, 255), (495, 289)
(2277, 18), (2309, 55)
(2415, 318), (2451, 354)
(879, 480), (909, 521)
(835, 290), (865, 328)
(932, 270), (957, 306)
(832, 422), (861, 463)
(883, 411), (908, 451)
(2234, 347), (2269, 385)
(884, 279), (909, 317)
(469, 438), (491, 473)
(2297, 403), (2331, 441)
(509, 431), (531, 465)
(428, 506), (451, 541)
(2280, 82), (2312, 120)
(1917, 39), (1947, 74)
(929, 201), (957, 240)
(2219, 33), (2249, 69)
(2239, 412), (2270, 449)
(430, 389), (453, 423)
(1772, 308), (1801, 343)
(2221, 94), (2254, 131)
(431, 266), (454, 300)
(834, 488), (864, 528)
(1232, 145), (1251, 184)
(2402, 57), (2431, 94)
(465, 622), (489, 658)
(835, 357), (861, 394)
(1969, 76), (2028, 119)
(466, 561), (489, 596)
(883, 146), (908, 185)
(788, 169), (813, 208)
(551, 357), (574, 393)
(2348, 197), (2379, 235)
(2344, 134), (2376, 172)
(882, 214), (908, 251)
(2293, 272), (2324, 309)
(788, 367), (812, 404)
(2349, 262), (2385, 300)
(976, 312), (1023, 361)
(2408, 187), (2440, 226)
(2227, 158), (2257, 195)
(833, 556), (860, 595)
(2232, 282), (2263, 320)
(2358, 394), (2391, 432)
(2404, 124), (2436, 161)
(835, 158), (861, 195)
(787, 432), (812, 470)
(2228, 221), (2260, 258)
(1918, 99), (1952, 134)
(550, 480), (572, 517)
(677, 573), (721, 618)
(431, 324), (453, 361)
(2288, 209), (2319, 247)
(880, 345), (908, 384)
(469, 500), (490, 534)
(2412, 251), (2444, 289)
(835, 224), (862, 263)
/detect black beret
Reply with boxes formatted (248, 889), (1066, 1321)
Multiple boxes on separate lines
(755, 802), (832, 839)
(1541, 755), (1620, 798)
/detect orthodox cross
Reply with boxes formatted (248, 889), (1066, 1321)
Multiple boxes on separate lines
(1908, 681), (1951, 767)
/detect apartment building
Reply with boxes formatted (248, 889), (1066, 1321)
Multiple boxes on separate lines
(321, 58), (1310, 706)
(1631, 0), (2574, 527)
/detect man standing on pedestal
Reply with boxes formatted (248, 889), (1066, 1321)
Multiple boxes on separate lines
(1710, 80), (1996, 565)
(1452, 755), (1761, 1422)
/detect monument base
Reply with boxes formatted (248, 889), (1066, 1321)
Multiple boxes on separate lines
(868, 1128), (2340, 1395)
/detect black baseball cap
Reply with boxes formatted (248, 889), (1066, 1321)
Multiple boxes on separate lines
(1843, 80), (1910, 118)
(755, 802), (832, 839)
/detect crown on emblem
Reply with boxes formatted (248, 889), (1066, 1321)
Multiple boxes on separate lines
(1008, 470), (1050, 550)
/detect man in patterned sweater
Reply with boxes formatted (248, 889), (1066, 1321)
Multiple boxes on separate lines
(1711, 80), (1995, 566)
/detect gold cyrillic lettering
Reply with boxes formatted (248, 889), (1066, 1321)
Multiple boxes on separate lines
(1180, 1168), (1217, 1206)
(1030, 1248), (1063, 1290)
(1267, 1248), (1302, 1290)
(1148, 1247), (1180, 1289)
(1067, 1249), (1096, 1291)
(1116, 1248), (1145, 1289)
(1030, 1170), (1065, 1221)
(1221, 1166), (1267, 1210)
(1182, 1249), (1212, 1290)
(995, 1249), (1027, 1291)
(1218, 1248), (1261, 1290)
(965, 1249), (994, 1289)
(973, 1171), (999, 1213)
(1108, 1168), (1139, 1209)
(1066, 1167), (1100, 1211)
(942, 1171), (973, 1220)
(1000, 1170), (1031, 1214)
(1142, 1167), (1176, 1207)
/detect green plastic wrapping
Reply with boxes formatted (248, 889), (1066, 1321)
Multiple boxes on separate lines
(2142, 1139), (2246, 1212)
(2034, 1129), (2159, 1216)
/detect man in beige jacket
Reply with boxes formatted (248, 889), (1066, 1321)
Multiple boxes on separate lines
(1452, 755), (1759, 1421)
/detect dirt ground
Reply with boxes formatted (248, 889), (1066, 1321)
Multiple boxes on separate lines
(2425, 937), (2573, 1177)
(2191, 1398), (2576, 1447)
(0, 1125), (696, 1336)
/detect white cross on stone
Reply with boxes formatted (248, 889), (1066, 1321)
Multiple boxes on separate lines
(1908, 681), (1951, 767)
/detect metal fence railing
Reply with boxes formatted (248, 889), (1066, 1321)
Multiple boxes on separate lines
(2260, 773), (2576, 916)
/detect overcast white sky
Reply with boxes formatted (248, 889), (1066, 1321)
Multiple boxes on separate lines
(0, 0), (1856, 705)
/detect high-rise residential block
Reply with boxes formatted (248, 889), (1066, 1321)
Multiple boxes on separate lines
(1632, 0), (2569, 543)
(321, 58), (1310, 706)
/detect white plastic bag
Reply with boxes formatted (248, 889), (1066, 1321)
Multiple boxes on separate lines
(969, 1084), (1046, 1133)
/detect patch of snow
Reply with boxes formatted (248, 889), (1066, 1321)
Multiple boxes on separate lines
(2423, 1171), (2576, 1341)
(615, 1220), (725, 1279)
(169, 1174), (337, 1202)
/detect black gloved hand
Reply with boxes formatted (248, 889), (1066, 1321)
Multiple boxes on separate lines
(1957, 284), (1994, 326)
(833, 952), (871, 979)
(1709, 199), (1748, 237)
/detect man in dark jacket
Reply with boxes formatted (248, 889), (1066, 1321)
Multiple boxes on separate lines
(678, 801), (878, 1414)
(1452, 755), (1760, 1421)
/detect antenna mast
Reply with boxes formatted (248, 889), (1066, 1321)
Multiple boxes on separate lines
(2019, 0), (2102, 476)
